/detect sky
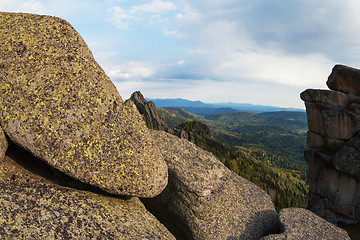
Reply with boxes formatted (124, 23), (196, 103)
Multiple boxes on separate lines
(2, 0), (360, 109)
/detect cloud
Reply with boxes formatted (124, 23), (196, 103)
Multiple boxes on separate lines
(0, 0), (46, 13)
(162, 29), (184, 38)
(109, 6), (134, 29)
(109, 0), (178, 29)
(103, 61), (155, 80)
(163, 1), (358, 89)
(177, 59), (185, 65)
(130, 0), (177, 14)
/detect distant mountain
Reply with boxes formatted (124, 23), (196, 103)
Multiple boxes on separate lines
(216, 102), (305, 114)
(148, 98), (305, 116)
(147, 98), (208, 107)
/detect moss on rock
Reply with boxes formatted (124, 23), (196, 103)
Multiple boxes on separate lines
(0, 12), (167, 197)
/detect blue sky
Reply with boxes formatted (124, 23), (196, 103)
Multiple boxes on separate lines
(2, 0), (360, 108)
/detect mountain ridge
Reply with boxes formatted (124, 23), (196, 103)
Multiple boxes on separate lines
(148, 97), (305, 116)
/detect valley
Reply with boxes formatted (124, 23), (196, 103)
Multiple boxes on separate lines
(156, 105), (308, 209)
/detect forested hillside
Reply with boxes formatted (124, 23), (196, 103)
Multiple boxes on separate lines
(206, 112), (307, 171)
(158, 108), (309, 209)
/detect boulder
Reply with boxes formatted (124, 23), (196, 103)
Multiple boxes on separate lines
(261, 208), (350, 240)
(300, 89), (349, 107)
(0, 143), (175, 239)
(327, 64), (360, 96)
(0, 12), (167, 197)
(331, 145), (360, 182)
(143, 130), (279, 240)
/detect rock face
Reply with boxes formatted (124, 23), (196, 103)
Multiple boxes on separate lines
(0, 141), (175, 239)
(143, 130), (279, 240)
(0, 12), (167, 197)
(0, 126), (8, 160)
(301, 64), (360, 223)
(126, 91), (171, 132)
(261, 208), (350, 240)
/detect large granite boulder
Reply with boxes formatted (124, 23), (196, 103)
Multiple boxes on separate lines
(300, 89), (349, 107)
(143, 130), (279, 240)
(327, 64), (360, 96)
(261, 208), (350, 240)
(0, 12), (167, 197)
(331, 145), (360, 181)
(0, 141), (175, 239)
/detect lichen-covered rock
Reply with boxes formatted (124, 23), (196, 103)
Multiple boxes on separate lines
(143, 130), (279, 240)
(0, 12), (167, 197)
(261, 208), (350, 240)
(0, 144), (175, 239)
(0, 127), (8, 160)
(327, 64), (360, 96)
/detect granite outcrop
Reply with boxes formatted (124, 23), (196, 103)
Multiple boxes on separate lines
(301, 64), (360, 224)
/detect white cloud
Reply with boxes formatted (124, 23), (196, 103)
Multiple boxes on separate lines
(162, 29), (183, 38)
(0, 0), (46, 13)
(109, 0), (178, 29)
(108, 6), (134, 29)
(130, 0), (177, 14)
(167, 1), (352, 89)
(103, 61), (155, 80)
(177, 59), (185, 65)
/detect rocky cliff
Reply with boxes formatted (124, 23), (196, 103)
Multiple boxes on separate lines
(125, 91), (172, 132)
(301, 64), (360, 225)
(0, 12), (350, 239)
